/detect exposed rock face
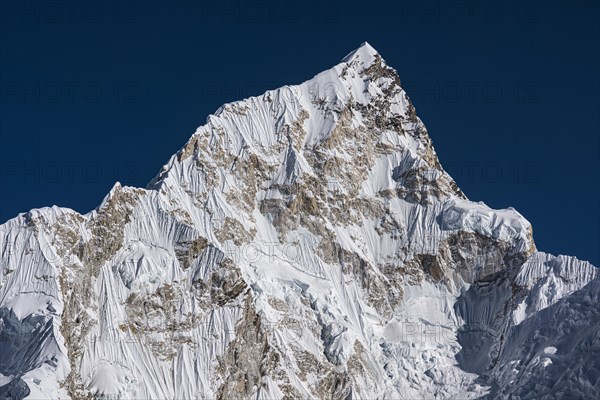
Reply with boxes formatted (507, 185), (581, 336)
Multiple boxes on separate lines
(0, 42), (597, 399)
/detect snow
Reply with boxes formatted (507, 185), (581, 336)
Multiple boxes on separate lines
(440, 197), (533, 252)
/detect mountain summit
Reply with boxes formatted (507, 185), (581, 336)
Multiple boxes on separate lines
(341, 41), (379, 62)
(1, 43), (598, 399)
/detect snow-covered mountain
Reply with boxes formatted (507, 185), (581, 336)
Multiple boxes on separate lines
(1, 42), (598, 399)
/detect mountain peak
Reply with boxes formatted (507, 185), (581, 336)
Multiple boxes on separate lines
(0, 42), (596, 400)
(341, 41), (381, 65)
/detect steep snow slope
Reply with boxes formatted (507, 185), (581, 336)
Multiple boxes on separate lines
(0, 42), (598, 399)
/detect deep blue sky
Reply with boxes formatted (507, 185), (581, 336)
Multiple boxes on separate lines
(1, 1), (598, 264)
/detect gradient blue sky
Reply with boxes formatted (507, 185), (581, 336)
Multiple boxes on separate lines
(1, 1), (598, 264)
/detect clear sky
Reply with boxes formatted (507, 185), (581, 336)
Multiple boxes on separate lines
(1, 1), (598, 265)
